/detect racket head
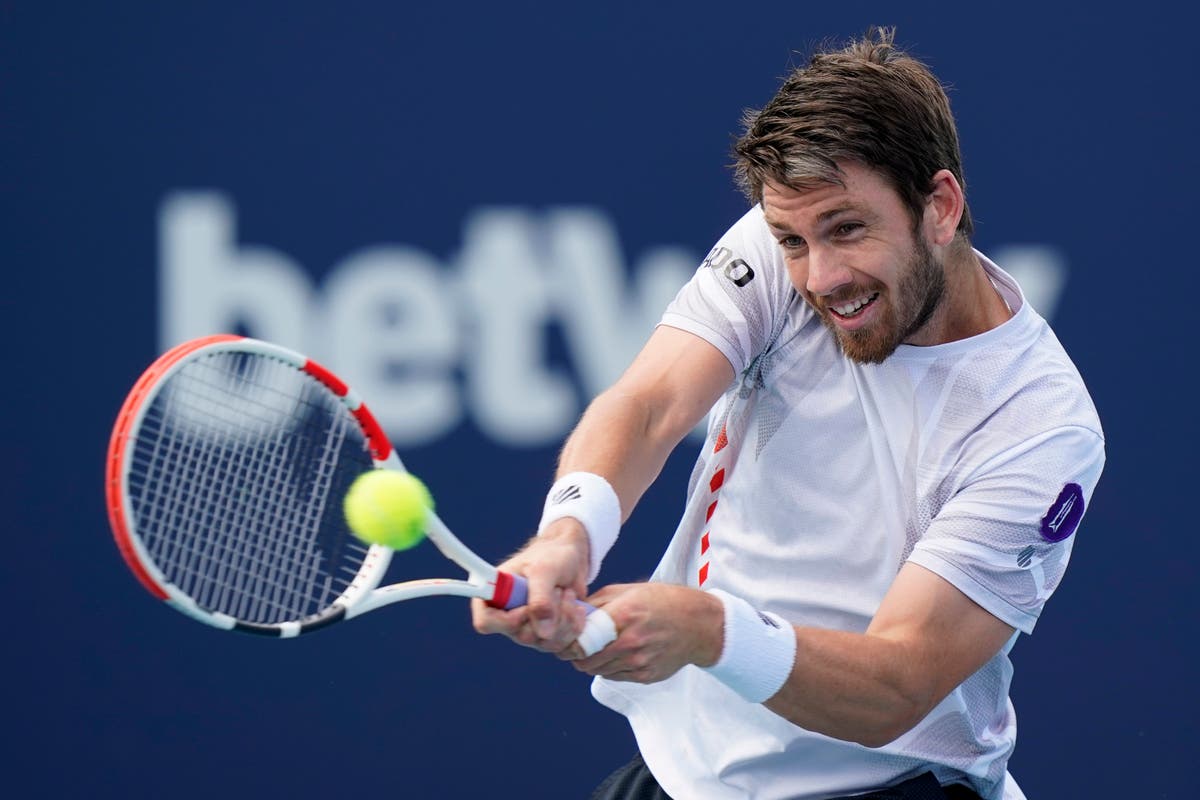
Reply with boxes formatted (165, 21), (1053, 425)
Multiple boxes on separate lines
(106, 335), (397, 637)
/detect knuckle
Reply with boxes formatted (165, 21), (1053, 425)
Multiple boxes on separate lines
(621, 632), (645, 652)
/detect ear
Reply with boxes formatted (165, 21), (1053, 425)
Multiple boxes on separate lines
(923, 169), (965, 248)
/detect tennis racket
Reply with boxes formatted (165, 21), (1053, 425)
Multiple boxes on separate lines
(105, 334), (617, 654)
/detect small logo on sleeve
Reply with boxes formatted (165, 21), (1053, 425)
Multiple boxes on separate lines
(1040, 483), (1084, 543)
(702, 246), (756, 287)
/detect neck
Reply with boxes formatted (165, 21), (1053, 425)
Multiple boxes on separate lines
(911, 245), (1012, 346)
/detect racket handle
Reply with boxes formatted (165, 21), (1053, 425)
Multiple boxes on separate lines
(489, 572), (617, 657)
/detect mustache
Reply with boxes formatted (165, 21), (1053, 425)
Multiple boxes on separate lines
(809, 285), (883, 310)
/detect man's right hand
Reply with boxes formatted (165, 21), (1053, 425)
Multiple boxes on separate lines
(470, 517), (591, 656)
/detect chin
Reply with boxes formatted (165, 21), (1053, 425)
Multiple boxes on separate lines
(817, 310), (900, 364)
(838, 335), (899, 364)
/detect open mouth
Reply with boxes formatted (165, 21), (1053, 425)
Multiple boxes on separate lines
(828, 292), (880, 319)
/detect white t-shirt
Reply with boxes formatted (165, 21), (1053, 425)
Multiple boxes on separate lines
(592, 206), (1105, 800)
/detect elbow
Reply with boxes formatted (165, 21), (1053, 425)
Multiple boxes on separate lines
(847, 694), (934, 749)
(849, 654), (945, 748)
(851, 719), (919, 749)
(766, 674), (937, 748)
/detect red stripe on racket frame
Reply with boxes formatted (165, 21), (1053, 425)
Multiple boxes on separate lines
(352, 404), (392, 461)
(302, 358), (349, 397)
(302, 357), (391, 461)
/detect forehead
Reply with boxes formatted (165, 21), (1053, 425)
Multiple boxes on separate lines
(761, 163), (905, 225)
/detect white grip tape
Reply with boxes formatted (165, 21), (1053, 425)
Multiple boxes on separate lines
(702, 589), (797, 703)
(538, 472), (621, 583)
(575, 608), (618, 657)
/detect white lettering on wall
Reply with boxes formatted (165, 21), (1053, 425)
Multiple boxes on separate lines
(159, 192), (1069, 448)
(159, 193), (695, 447)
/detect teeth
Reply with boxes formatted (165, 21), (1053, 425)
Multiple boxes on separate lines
(832, 293), (877, 317)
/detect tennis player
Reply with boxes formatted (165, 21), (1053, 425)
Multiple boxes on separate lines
(473, 27), (1104, 800)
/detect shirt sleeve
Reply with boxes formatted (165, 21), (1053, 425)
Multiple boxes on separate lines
(907, 425), (1106, 634)
(659, 205), (798, 376)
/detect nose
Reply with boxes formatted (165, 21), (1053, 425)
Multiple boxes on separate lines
(804, 246), (852, 297)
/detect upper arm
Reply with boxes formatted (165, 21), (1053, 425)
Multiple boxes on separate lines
(866, 562), (1016, 715)
(910, 425), (1105, 634)
(862, 424), (1103, 727)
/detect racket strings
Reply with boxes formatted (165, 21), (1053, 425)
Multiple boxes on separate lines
(136, 359), (320, 619)
(168, 360), (359, 621)
(128, 353), (375, 623)
(179, 412), (319, 620)
(172, 420), (363, 620)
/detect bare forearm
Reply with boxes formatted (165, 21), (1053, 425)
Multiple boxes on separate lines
(765, 627), (929, 747)
(569, 533), (1012, 752)
(556, 387), (692, 521)
(762, 566), (1015, 747)
(574, 589), (938, 746)
(552, 325), (732, 521)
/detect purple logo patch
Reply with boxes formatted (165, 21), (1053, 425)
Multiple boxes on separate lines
(1040, 483), (1084, 543)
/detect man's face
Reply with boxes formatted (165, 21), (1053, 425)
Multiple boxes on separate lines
(762, 163), (945, 364)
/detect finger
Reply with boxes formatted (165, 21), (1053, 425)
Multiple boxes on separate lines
(590, 667), (648, 683)
(569, 637), (628, 673)
(512, 620), (543, 649)
(583, 582), (633, 609)
(524, 566), (565, 640)
(506, 616), (571, 652)
(471, 599), (527, 637)
(550, 602), (591, 660)
(572, 656), (633, 678)
(532, 592), (583, 654)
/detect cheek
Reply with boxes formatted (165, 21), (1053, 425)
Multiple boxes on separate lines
(784, 260), (809, 294)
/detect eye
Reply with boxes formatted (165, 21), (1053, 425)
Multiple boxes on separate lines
(834, 221), (864, 237)
(777, 235), (805, 250)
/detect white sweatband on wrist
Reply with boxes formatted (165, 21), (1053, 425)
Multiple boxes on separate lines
(537, 471), (621, 583)
(702, 589), (797, 703)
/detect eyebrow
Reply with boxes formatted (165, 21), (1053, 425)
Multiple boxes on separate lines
(764, 203), (870, 234)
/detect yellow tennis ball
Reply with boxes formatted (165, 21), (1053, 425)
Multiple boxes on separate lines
(343, 470), (433, 551)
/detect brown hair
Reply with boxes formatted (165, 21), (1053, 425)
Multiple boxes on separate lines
(733, 27), (973, 237)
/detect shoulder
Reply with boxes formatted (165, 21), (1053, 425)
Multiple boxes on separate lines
(941, 253), (1104, 444)
(951, 330), (1105, 497)
(1004, 311), (1104, 443)
(700, 205), (787, 288)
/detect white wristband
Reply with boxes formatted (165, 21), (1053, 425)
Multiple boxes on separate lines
(702, 589), (797, 703)
(538, 472), (621, 583)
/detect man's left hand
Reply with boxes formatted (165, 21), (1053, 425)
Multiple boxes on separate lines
(566, 583), (724, 684)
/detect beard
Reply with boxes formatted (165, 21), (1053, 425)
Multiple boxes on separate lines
(815, 235), (945, 365)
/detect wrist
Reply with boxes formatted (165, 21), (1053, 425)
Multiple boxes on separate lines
(536, 517), (591, 578)
(701, 589), (797, 703)
(538, 472), (621, 584)
(692, 589), (726, 668)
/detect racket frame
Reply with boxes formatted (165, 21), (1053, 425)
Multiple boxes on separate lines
(106, 335), (510, 638)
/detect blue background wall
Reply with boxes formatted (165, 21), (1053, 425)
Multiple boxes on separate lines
(4, 2), (1196, 797)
